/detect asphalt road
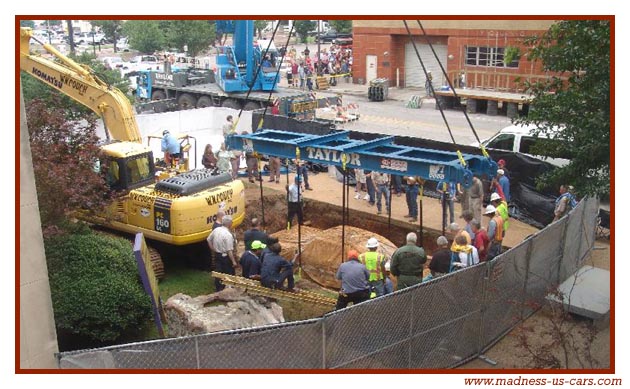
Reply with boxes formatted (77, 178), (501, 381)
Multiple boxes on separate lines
(335, 94), (512, 145)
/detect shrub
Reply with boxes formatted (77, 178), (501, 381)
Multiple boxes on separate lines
(45, 231), (152, 346)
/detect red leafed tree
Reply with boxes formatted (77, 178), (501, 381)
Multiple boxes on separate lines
(26, 97), (113, 232)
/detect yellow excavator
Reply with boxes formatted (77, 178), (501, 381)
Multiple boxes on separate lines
(20, 27), (245, 277)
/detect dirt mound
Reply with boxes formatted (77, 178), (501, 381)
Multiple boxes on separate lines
(272, 225), (397, 289)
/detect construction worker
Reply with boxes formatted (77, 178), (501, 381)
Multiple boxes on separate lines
(260, 241), (299, 292)
(161, 130), (181, 167)
(490, 192), (510, 237)
(287, 175), (304, 228)
(335, 249), (371, 310)
(240, 240), (265, 279)
(484, 205), (504, 261)
(359, 237), (387, 298)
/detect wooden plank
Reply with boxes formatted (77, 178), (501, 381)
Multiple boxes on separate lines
(211, 272), (337, 307)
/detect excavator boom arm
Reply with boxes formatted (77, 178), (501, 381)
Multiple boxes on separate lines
(19, 27), (142, 143)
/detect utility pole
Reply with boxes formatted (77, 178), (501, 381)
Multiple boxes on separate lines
(317, 20), (321, 76)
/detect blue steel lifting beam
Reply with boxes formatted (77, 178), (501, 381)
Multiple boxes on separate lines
(227, 130), (497, 188)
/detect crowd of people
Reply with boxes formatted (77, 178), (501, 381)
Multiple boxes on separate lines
(281, 45), (353, 90)
(200, 132), (580, 310)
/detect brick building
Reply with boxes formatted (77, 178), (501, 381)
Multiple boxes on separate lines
(351, 19), (556, 92)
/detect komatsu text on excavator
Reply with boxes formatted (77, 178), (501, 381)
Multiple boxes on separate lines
(20, 27), (246, 277)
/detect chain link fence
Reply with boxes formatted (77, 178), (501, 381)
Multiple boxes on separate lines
(57, 197), (601, 369)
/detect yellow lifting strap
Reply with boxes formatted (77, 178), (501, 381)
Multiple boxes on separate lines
(257, 117), (265, 131)
(480, 144), (490, 159)
(231, 117), (240, 134)
(295, 147), (301, 161)
(456, 150), (467, 167)
(341, 153), (348, 170)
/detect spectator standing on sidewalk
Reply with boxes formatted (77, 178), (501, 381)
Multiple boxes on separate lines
(404, 176), (421, 221)
(371, 171), (390, 215)
(268, 156), (281, 183)
(470, 175), (484, 224)
(438, 180), (457, 228)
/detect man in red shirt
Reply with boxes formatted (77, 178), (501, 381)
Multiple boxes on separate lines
(472, 219), (490, 262)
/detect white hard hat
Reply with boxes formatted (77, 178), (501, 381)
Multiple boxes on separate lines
(384, 261), (391, 271)
(484, 205), (497, 215)
(497, 169), (505, 175)
(490, 192), (502, 202)
(366, 237), (379, 248)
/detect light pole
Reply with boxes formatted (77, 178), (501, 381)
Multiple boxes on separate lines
(91, 27), (96, 56)
(317, 20), (321, 76)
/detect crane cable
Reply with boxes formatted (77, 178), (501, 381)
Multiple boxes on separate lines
(256, 22), (297, 131)
(416, 20), (490, 159)
(402, 20), (466, 168)
(230, 21), (282, 133)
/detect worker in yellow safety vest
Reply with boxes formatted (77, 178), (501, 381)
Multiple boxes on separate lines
(359, 237), (388, 298)
(483, 205), (504, 261)
(490, 192), (510, 237)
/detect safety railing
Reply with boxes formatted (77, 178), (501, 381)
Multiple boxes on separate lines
(57, 197), (600, 369)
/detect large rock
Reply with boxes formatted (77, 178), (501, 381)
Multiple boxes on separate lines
(272, 225), (398, 289)
(163, 288), (284, 337)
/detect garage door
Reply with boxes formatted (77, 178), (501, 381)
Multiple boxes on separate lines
(404, 42), (448, 88)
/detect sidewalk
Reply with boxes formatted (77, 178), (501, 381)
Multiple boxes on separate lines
(327, 82), (432, 104)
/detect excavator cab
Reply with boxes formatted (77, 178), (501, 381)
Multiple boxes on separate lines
(100, 143), (156, 191)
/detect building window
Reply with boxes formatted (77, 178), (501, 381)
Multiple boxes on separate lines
(465, 46), (519, 68)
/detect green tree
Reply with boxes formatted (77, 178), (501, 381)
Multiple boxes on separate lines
(122, 20), (166, 54)
(254, 20), (268, 39)
(329, 20), (352, 34)
(515, 20), (610, 197)
(45, 20), (62, 27)
(91, 20), (123, 51)
(45, 231), (152, 348)
(20, 20), (35, 29)
(164, 20), (215, 56)
(24, 98), (113, 231)
(293, 20), (315, 43)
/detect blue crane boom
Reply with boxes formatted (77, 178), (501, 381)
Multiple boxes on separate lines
(227, 130), (497, 188)
(215, 20), (279, 93)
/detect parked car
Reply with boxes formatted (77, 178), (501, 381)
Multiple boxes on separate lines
(472, 123), (570, 167)
(317, 30), (351, 43)
(75, 32), (106, 45)
(333, 37), (353, 50)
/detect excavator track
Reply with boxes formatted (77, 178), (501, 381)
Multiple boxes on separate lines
(92, 229), (165, 280)
(211, 272), (336, 307)
(148, 245), (165, 280)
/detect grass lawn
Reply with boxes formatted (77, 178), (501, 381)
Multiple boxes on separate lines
(158, 263), (215, 302)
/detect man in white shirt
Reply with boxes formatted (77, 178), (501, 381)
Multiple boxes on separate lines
(207, 215), (237, 291)
(287, 175), (304, 228)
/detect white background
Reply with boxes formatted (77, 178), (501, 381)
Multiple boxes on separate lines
(7, 2), (624, 387)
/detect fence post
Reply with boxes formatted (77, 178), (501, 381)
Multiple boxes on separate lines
(575, 199), (588, 266)
(520, 238), (534, 319)
(321, 319), (327, 369)
(195, 337), (200, 369)
(476, 262), (492, 357)
(556, 218), (570, 285)
(408, 292), (414, 368)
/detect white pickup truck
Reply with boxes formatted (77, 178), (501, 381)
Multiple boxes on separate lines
(120, 55), (163, 76)
(75, 32), (107, 45)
